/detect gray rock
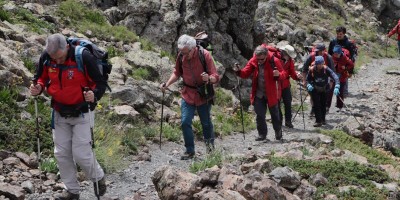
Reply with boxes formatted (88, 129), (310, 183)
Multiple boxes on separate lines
(21, 181), (34, 194)
(311, 173), (328, 186)
(269, 166), (301, 190)
(293, 179), (317, 200)
(22, 3), (44, 15)
(240, 159), (273, 174)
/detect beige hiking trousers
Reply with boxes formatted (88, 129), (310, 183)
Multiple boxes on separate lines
(53, 110), (104, 194)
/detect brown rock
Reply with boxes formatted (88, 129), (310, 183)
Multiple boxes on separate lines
(3, 157), (20, 166)
(198, 165), (220, 186)
(14, 152), (30, 167)
(240, 159), (273, 174)
(152, 165), (202, 200)
(0, 182), (25, 200)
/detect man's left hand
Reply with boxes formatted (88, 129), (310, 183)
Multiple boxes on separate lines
(273, 70), (279, 77)
(83, 90), (95, 103)
(201, 72), (209, 83)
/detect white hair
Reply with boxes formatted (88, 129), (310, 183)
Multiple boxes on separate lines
(254, 45), (268, 56)
(45, 33), (67, 55)
(177, 34), (196, 50)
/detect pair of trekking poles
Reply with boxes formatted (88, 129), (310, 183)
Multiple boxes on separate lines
(32, 81), (101, 199)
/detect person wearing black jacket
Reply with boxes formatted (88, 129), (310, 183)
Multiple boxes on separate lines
(306, 56), (340, 127)
(30, 33), (107, 199)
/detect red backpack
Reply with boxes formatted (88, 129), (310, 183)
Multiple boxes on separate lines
(260, 44), (281, 59)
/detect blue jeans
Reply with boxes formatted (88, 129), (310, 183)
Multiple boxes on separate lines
(181, 99), (214, 153)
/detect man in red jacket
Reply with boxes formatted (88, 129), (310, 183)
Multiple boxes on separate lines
(234, 45), (287, 141)
(30, 34), (107, 199)
(387, 19), (400, 59)
(278, 45), (302, 128)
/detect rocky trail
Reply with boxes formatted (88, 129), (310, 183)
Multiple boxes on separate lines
(8, 57), (399, 200)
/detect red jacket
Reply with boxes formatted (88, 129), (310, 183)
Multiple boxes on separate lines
(37, 50), (96, 110)
(280, 58), (300, 89)
(388, 20), (400, 41)
(333, 54), (354, 83)
(237, 51), (287, 107)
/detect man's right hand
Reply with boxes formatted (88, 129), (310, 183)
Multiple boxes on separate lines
(233, 63), (240, 72)
(160, 83), (167, 93)
(30, 84), (42, 96)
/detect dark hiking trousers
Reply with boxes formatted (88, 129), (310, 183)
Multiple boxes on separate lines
(254, 96), (282, 139)
(311, 89), (327, 123)
(336, 81), (346, 109)
(326, 80), (335, 109)
(280, 87), (293, 123)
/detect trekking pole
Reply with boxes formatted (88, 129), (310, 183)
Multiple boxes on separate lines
(84, 87), (100, 200)
(160, 84), (165, 149)
(298, 81), (306, 130)
(32, 79), (43, 194)
(385, 36), (388, 57)
(337, 96), (364, 129)
(291, 91), (309, 122)
(234, 63), (245, 140)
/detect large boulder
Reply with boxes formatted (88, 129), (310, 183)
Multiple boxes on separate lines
(152, 165), (202, 200)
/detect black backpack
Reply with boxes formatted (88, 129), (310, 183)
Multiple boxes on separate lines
(67, 38), (112, 91)
(178, 45), (215, 101)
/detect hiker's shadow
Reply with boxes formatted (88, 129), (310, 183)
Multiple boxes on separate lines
(346, 92), (372, 99)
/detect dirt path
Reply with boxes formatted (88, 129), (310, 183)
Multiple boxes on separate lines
(29, 58), (400, 200)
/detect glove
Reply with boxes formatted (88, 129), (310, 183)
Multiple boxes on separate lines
(334, 85), (340, 96)
(307, 84), (313, 92)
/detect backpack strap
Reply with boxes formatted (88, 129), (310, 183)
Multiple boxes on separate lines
(178, 45), (208, 83)
(74, 45), (86, 73)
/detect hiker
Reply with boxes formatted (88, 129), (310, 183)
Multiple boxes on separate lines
(328, 26), (356, 62)
(278, 45), (302, 128)
(329, 45), (354, 112)
(387, 19), (400, 58)
(306, 56), (340, 127)
(328, 26), (357, 96)
(29, 34), (107, 199)
(233, 45), (287, 141)
(301, 43), (335, 116)
(160, 34), (219, 160)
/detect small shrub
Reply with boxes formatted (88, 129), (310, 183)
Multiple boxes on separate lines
(163, 123), (181, 142)
(106, 46), (124, 58)
(0, 9), (11, 22)
(190, 149), (223, 173)
(214, 88), (233, 107)
(22, 57), (36, 73)
(140, 39), (154, 51)
(132, 68), (150, 80)
(41, 157), (58, 174)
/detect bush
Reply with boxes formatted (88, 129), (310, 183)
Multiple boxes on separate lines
(132, 68), (151, 80)
(270, 157), (390, 199)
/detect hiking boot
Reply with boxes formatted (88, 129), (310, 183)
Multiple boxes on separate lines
(285, 121), (294, 128)
(206, 144), (215, 153)
(255, 136), (266, 141)
(313, 122), (322, 127)
(93, 176), (107, 196)
(180, 152), (195, 160)
(54, 190), (80, 200)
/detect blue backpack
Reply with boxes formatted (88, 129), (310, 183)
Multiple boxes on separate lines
(67, 38), (112, 91)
